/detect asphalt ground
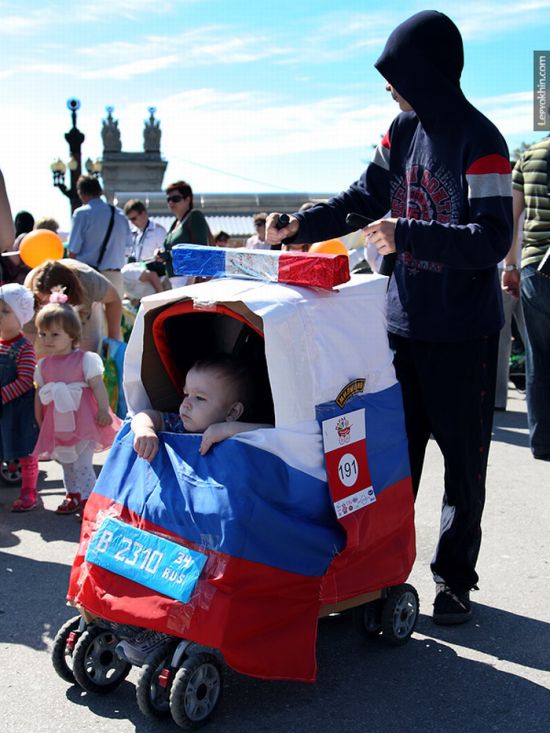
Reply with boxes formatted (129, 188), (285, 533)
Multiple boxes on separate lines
(0, 385), (548, 733)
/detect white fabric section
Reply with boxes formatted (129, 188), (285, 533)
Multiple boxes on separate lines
(124, 275), (396, 427)
(82, 351), (104, 380)
(372, 142), (391, 171)
(225, 249), (280, 281)
(39, 382), (87, 432)
(233, 420), (325, 480)
(466, 172), (512, 199)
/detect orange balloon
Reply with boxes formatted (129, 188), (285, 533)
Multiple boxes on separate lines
(309, 239), (348, 256)
(19, 230), (64, 268)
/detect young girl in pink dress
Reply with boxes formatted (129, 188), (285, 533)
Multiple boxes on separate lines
(33, 293), (122, 514)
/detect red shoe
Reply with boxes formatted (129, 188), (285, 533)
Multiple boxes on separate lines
(56, 493), (82, 515)
(11, 491), (37, 513)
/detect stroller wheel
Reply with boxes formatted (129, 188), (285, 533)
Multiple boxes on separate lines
(51, 615), (84, 683)
(380, 584), (419, 646)
(136, 644), (177, 719)
(170, 653), (223, 729)
(72, 625), (131, 693)
(0, 459), (22, 486)
(352, 599), (383, 638)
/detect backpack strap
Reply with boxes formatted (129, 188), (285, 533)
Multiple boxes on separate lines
(96, 205), (116, 269)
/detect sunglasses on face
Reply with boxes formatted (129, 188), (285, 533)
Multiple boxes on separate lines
(166, 194), (184, 204)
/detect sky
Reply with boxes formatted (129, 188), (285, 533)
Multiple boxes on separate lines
(1, 0), (549, 231)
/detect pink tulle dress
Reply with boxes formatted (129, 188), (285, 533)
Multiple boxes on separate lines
(33, 349), (122, 463)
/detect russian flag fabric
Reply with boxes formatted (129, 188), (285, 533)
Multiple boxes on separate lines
(317, 386), (415, 603)
(171, 244), (350, 289)
(68, 385), (414, 682)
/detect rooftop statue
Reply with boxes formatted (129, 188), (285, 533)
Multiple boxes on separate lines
(143, 107), (161, 153)
(102, 106), (122, 153)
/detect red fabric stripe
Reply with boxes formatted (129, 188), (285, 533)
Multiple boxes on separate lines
(320, 477), (415, 603)
(69, 475), (415, 680)
(278, 253), (350, 288)
(381, 130), (391, 149)
(69, 493), (321, 682)
(466, 154), (511, 175)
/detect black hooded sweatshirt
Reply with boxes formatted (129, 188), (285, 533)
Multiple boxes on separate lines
(294, 10), (513, 342)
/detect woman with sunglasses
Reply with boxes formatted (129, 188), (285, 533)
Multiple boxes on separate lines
(162, 181), (210, 288)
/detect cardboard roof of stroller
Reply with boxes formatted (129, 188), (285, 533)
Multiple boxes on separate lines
(124, 274), (396, 427)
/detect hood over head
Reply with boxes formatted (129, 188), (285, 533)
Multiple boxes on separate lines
(375, 10), (465, 128)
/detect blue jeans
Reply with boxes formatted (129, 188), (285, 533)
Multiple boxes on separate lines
(521, 264), (550, 458)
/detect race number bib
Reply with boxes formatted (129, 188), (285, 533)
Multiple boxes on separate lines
(321, 408), (376, 519)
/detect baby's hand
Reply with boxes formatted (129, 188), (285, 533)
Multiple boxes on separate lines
(133, 430), (159, 462)
(200, 423), (233, 455)
(96, 409), (113, 427)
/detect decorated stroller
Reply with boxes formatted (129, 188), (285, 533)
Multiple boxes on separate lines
(52, 247), (417, 729)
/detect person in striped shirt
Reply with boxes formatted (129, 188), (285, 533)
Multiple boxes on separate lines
(0, 284), (39, 511)
(503, 135), (550, 460)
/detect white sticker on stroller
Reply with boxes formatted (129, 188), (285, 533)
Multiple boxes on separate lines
(321, 408), (375, 518)
(321, 409), (366, 452)
(85, 517), (207, 603)
(333, 487), (376, 519)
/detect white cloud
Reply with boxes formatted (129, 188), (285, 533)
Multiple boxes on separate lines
(82, 55), (180, 80)
(140, 88), (395, 163)
(443, 1), (550, 39)
(76, 26), (287, 74)
(0, 9), (54, 34)
(474, 90), (538, 137)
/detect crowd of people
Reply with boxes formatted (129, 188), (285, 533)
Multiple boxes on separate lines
(0, 9), (547, 630)
(0, 173), (284, 520)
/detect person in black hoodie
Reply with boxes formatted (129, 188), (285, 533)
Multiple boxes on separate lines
(266, 11), (513, 625)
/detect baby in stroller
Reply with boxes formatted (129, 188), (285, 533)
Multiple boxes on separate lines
(132, 353), (271, 460)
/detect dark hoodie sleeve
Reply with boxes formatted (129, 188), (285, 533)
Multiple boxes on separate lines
(293, 131), (394, 244)
(395, 148), (513, 269)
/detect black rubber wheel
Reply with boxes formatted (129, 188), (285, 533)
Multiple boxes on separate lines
(352, 599), (383, 639)
(0, 459), (21, 486)
(136, 645), (177, 719)
(380, 583), (419, 646)
(170, 653), (223, 729)
(72, 625), (131, 693)
(51, 615), (84, 683)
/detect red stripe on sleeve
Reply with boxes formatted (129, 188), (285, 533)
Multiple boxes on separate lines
(466, 154), (511, 175)
(381, 130), (391, 149)
(1, 341), (37, 403)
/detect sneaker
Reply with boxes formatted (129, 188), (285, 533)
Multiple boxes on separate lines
(433, 584), (472, 625)
(115, 629), (171, 666)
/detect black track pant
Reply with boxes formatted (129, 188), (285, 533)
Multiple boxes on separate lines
(389, 332), (499, 593)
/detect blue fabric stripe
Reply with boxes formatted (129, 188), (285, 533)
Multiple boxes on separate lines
(93, 423), (345, 577)
(172, 244), (227, 277)
(316, 383), (411, 495)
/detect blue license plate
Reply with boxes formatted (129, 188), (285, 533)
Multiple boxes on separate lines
(86, 517), (208, 603)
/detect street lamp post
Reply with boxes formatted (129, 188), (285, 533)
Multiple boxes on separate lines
(50, 98), (102, 214)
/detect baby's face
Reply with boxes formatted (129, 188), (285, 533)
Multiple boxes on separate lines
(179, 367), (236, 433)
